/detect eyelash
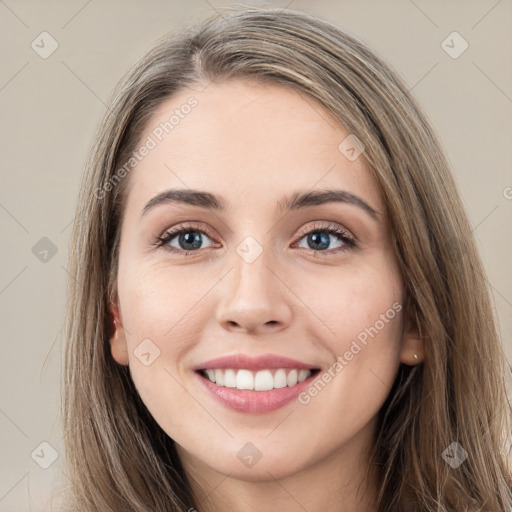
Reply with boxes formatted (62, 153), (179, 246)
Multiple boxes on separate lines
(153, 221), (356, 256)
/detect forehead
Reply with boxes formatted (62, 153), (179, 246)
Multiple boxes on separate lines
(122, 79), (384, 216)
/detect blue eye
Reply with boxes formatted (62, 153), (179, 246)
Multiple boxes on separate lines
(156, 224), (215, 254)
(298, 231), (338, 251)
(169, 231), (211, 251)
(155, 221), (356, 256)
(294, 224), (355, 253)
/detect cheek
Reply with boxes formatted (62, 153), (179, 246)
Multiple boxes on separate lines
(119, 259), (209, 340)
(293, 260), (403, 399)
(293, 260), (403, 350)
(116, 263), (208, 409)
(292, 262), (404, 424)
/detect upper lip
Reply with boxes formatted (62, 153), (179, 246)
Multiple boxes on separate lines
(194, 353), (320, 371)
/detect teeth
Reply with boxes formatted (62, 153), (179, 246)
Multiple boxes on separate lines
(201, 368), (313, 391)
(298, 370), (309, 383)
(255, 370), (274, 391)
(224, 369), (237, 388)
(287, 369), (298, 386)
(273, 369), (287, 389)
(237, 369), (254, 390)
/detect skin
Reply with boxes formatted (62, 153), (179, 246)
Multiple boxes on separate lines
(109, 79), (424, 512)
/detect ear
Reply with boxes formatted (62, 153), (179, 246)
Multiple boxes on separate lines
(109, 298), (129, 366)
(399, 306), (425, 366)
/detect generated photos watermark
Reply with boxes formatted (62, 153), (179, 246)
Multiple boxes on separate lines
(298, 301), (403, 404)
(93, 96), (198, 200)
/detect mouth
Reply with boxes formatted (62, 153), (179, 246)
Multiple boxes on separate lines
(196, 367), (322, 391)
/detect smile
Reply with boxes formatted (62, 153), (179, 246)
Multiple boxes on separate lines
(198, 368), (319, 391)
(195, 368), (321, 413)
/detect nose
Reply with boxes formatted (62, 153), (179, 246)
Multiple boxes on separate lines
(215, 247), (293, 335)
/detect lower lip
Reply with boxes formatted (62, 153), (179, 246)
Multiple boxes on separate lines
(195, 370), (320, 413)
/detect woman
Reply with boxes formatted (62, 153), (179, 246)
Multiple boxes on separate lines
(62, 6), (512, 511)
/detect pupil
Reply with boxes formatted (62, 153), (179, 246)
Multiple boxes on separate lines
(309, 232), (329, 250)
(180, 232), (202, 250)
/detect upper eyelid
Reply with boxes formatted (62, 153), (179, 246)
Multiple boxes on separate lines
(162, 223), (215, 240)
(160, 221), (350, 238)
(295, 221), (353, 238)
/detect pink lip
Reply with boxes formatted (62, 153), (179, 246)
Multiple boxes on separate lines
(195, 370), (320, 414)
(193, 353), (319, 371)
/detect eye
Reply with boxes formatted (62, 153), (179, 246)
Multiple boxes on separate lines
(153, 221), (356, 256)
(293, 222), (356, 254)
(154, 222), (218, 254)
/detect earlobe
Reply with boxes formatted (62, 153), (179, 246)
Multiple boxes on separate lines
(400, 309), (425, 366)
(400, 338), (425, 366)
(109, 302), (130, 366)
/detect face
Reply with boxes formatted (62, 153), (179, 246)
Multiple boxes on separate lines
(109, 79), (422, 484)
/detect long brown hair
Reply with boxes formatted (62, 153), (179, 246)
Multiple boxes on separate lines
(62, 6), (512, 511)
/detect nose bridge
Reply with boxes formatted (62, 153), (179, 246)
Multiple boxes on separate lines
(231, 235), (280, 305)
(215, 234), (292, 332)
(234, 236), (274, 293)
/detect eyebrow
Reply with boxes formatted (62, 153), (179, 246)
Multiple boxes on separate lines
(141, 188), (379, 220)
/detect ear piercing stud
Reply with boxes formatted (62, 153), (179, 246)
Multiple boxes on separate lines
(413, 354), (418, 360)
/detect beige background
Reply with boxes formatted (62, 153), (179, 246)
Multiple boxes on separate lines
(1, 1), (511, 510)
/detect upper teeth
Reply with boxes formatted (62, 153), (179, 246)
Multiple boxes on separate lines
(203, 368), (312, 391)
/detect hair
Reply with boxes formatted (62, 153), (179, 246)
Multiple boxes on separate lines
(61, 6), (512, 511)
